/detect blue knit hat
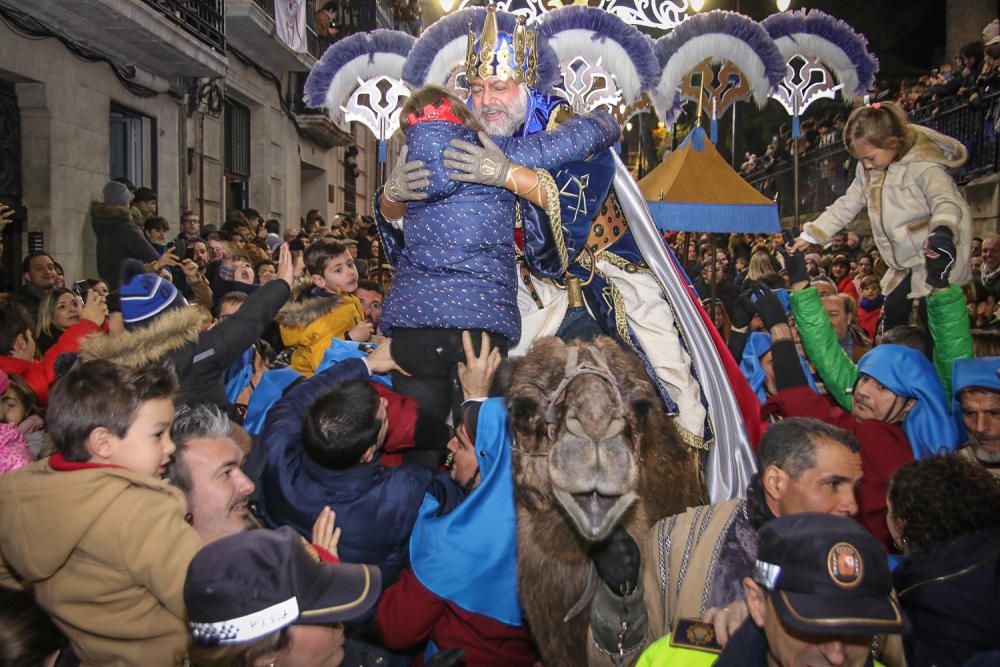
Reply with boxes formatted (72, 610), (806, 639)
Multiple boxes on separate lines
(120, 260), (186, 329)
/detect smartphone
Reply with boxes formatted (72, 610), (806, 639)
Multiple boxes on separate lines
(73, 279), (90, 304)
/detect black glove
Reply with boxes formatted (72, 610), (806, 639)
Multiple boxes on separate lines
(424, 649), (465, 667)
(780, 247), (809, 285)
(730, 292), (755, 329)
(925, 225), (956, 289)
(592, 525), (640, 595)
(751, 282), (788, 330)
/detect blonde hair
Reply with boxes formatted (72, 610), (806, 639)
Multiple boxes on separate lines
(746, 253), (778, 283)
(843, 102), (915, 161)
(36, 288), (74, 339)
(399, 84), (483, 133)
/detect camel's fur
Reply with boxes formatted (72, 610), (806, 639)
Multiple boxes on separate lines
(508, 337), (704, 666)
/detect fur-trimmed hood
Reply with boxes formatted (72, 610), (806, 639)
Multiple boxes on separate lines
(275, 282), (343, 328)
(89, 202), (133, 232)
(902, 125), (968, 169)
(79, 306), (204, 367)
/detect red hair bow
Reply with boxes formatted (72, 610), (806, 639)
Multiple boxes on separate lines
(406, 97), (463, 127)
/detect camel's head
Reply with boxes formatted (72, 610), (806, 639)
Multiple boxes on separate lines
(507, 337), (657, 542)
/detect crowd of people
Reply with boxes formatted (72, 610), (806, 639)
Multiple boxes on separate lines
(0, 11), (998, 667)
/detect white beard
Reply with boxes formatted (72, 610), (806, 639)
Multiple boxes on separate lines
(473, 84), (529, 137)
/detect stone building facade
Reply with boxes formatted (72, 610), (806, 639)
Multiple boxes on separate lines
(0, 0), (378, 285)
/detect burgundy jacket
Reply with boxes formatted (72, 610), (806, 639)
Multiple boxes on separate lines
(763, 386), (914, 549)
(374, 566), (540, 667)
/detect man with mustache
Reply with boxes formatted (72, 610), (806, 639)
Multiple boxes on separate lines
(951, 356), (1000, 479)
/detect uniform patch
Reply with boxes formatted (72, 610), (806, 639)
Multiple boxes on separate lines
(670, 617), (722, 654)
(827, 542), (864, 588)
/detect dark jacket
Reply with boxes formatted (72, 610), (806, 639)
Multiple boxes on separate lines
(79, 280), (290, 410)
(716, 619), (879, 666)
(90, 203), (159, 289)
(894, 529), (1000, 667)
(253, 358), (433, 586)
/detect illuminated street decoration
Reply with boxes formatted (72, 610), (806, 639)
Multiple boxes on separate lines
(455, 0), (694, 30)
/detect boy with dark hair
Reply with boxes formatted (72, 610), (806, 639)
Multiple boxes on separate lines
(275, 240), (372, 377)
(0, 360), (201, 666)
(143, 216), (170, 255)
(131, 186), (157, 227)
(255, 344), (435, 586)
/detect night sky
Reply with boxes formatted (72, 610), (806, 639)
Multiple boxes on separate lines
(713, 0), (948, 81)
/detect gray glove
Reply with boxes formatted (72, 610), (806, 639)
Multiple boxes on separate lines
(442, 131), (513, 188)
(384, 145), (430, 203)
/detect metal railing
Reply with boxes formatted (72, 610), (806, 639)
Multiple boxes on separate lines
(745, 92), (1000, 219)
(139, 0), (226, 52)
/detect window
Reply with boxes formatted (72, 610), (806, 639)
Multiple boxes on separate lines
(224, 98), (251, 211)
(110, 105), (156, 188)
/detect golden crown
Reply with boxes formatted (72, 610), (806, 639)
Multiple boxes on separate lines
(465, 4), (538, 88)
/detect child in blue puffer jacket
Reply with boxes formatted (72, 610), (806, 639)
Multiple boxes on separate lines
(379, 84), (620, 421)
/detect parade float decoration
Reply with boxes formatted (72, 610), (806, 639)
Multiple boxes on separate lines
(762, 9), (879, 228)
(654, 10), (785, 143)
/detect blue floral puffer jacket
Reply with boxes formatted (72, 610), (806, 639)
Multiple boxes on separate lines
(381, 110), (620, 345)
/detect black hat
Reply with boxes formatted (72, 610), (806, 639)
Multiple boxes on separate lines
(184, 527), (381, 646)
(753, 513), (908, 637)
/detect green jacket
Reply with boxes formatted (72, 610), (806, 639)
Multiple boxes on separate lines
(789, 285), (972, 411)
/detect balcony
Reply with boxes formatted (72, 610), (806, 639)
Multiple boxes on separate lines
(287, 73), (353, 148)
(226, 0), (318, 73)
(8, 0), (227, 80)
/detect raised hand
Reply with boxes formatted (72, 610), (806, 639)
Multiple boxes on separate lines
(457, 330), (502, 400)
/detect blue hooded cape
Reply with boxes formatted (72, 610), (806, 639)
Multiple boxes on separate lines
(951, 356), (1000, 442)
(856, 345), (959, 459)
(408, 397), (521, 627)
(739, 332), (817, 403)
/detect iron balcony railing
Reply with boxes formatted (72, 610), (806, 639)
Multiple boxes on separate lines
(139, 0), (226, 53)
(745, 91), (1000, 219)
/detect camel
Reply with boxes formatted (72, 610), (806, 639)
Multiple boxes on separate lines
(508, 336), (705, 666)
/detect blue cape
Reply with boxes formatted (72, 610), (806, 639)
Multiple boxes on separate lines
(856, 345), (958, 459)
(408, 398), (521, 626)
(242, 340), (392, 436)
(951, 356), (1000, 441)
(739, 332), (817, 403)
(224, 345), (255, 405)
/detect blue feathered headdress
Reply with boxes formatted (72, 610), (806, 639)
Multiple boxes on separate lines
(762, 9), (878, 99)
(402, 7), (560, 94)
(654, 10), (785, 122)
(303, 29), (415, 111)
(537, 5), (659, 104)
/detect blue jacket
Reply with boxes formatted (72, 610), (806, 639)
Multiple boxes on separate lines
(252, 357), (433, 585)
(380, 111), (620, 344)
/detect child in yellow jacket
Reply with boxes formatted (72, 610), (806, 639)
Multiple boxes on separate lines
(276, 240), (373, 376)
